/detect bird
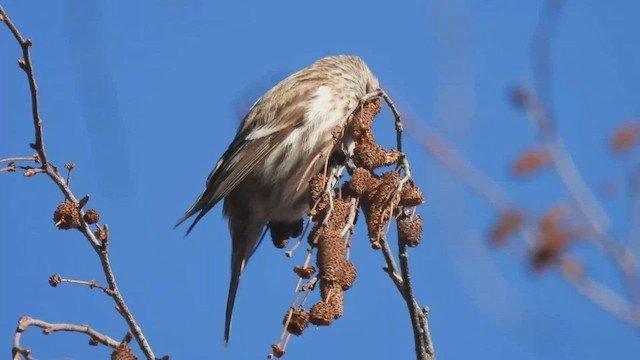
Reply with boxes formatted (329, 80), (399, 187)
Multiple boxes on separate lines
(175, 55), (380, 345)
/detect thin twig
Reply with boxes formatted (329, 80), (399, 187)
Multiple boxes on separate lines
(1, 164), (17, 173)
(0, 156), (37, 163)
(379, 90), (404, 153)
(57, 276), (115, 295)
(0, 6), (48, 168)
(398, 239), (435, 358)
(12, 316), (121, 360)
(340, 197), (359, 238)
(374, 91), (435, 360)
(379, 233), (405, 293)
(0, 6), (156, 359)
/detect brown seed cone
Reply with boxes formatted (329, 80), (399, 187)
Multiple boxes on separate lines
(316, 235), (344, 280)
(309, 224), (343, 248)
(94, 226), (109, 241)
(352, 98), (382, 143)
(53, 201), (81, 230)
(309, 301), (335, 326)
(310, 193), (329, 221)
(361, 171), (402, 243)
(293, 265), (316, 279)
(48, 274), (62, 287)
(354, 143), (402, 170)
(309, 173), (327, 207)
(307, 222), (323, 247)
(336, 261), (357, 290)
(352, 143), (392, 170)
(283, 307), (310, 336)
(319, 279), (339, 299)
(361, 198), (385, 245)
(270, 344), (286, 359)
(325, 197), (350, 230)
(83, 209), (100, 224)
(399, 182), (425, 207)
(398, 216), (423, 247)
(319, 281), (345, 319)
(375, 171), (402, 203)
(328, 287), (344, 319)
(111, 343), (138, 360)
(348, 167), (377, 196)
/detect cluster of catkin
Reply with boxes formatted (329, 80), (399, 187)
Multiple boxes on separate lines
(269, 98), (424, 358)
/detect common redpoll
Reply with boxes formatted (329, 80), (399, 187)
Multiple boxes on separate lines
(176, 55), (379, 344)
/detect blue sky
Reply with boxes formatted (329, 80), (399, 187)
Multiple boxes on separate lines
(1, 1), (639, 359)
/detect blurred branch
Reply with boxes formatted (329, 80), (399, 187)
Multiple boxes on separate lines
(404, 0), (640, 329)
(516, 87), (640, 308)
(629, 169), (640, 254)
(405, 119), (511, 210)
(12, 316), (121, 360)
(0, 6), (158, 359)
(560, 259), (640, 327)
(521, 0), (640, 309)
(530, 0), (564, 125)
(404, 100), (640, 329)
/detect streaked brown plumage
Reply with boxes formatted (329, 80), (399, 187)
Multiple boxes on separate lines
(176, 55), (379, 345)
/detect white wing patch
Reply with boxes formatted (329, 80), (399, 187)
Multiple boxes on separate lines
(260, 85), (352, 180)
(244, 125), (281, 140)
(300, 86), (349, 152)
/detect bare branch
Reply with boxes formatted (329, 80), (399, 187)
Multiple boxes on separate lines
(0, 156), (38, 164)
(12, 316), (121, 360)
(0, 6), (48, 168)
(48, 274), (115, 295)
(0, 6), (157, 359)
(376, 91), (435, 360)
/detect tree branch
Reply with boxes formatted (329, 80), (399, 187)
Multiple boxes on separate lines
(0, 6), (157, 359)
(12, 316), (121, 360)
(520, 0), (640, 310)
(376, 90), (436, 360)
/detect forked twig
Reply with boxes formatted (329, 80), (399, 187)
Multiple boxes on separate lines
(12, 316), (121, 360)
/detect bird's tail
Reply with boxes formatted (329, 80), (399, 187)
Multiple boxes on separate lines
(224, 252), (243, 347)
(224, 219), (265, 346)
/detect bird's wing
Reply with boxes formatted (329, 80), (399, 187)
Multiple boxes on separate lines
(176, 131), (286, 234)
(175, 90), (311, 234)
